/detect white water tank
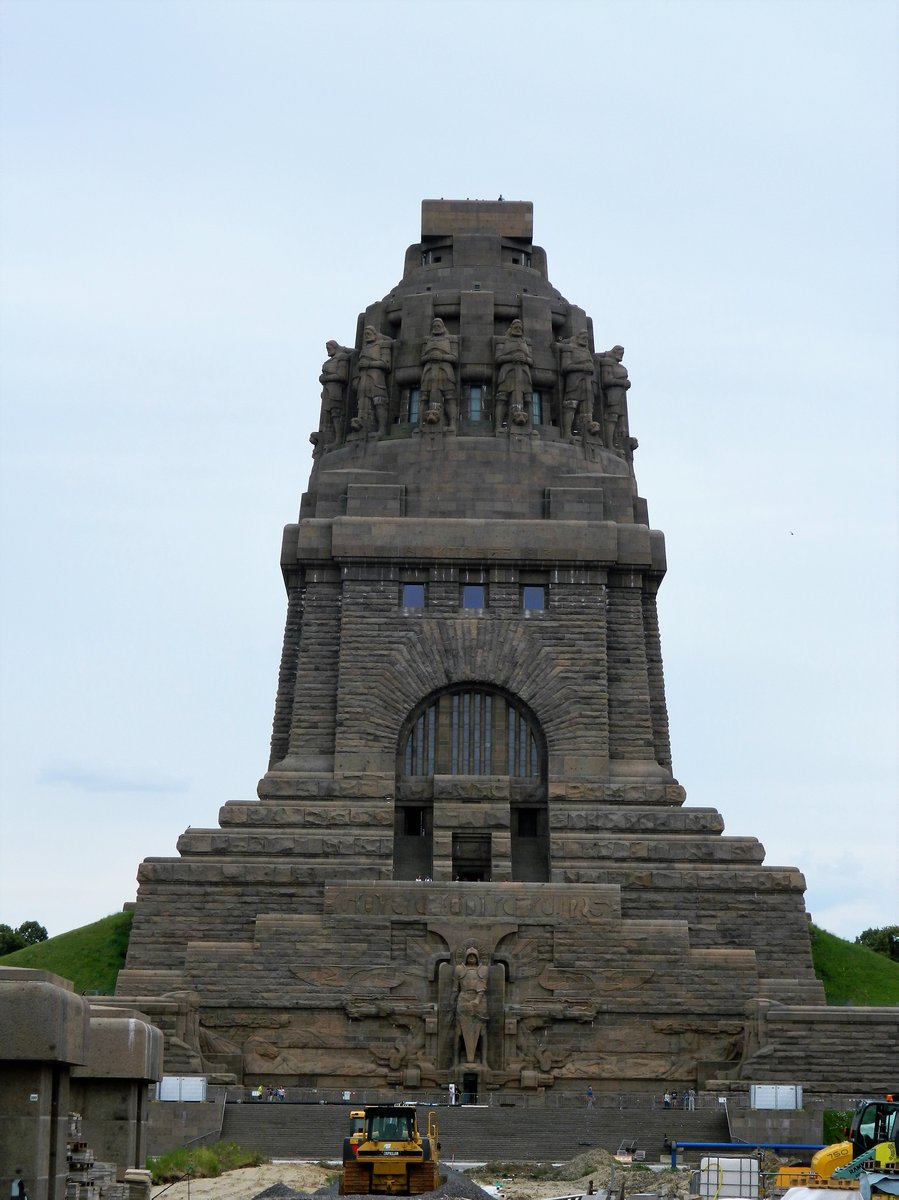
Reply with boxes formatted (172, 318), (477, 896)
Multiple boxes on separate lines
(697, 1156), (760, 1200)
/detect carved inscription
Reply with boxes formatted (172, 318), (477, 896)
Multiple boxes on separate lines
(325, 884), (619, 920)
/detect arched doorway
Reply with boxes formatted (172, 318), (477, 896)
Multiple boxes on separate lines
(394, 685), (549, 882)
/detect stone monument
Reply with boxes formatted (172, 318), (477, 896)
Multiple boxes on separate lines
(113, 201), (897, 1097)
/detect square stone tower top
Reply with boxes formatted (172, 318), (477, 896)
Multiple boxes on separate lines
(421, 199), (533, 240)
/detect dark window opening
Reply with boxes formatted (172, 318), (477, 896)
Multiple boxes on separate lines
(531, 391), (543, 424)
(516, 809), (538, 837)
(402, 583), (425, 608)
(403, 806), (427, 836)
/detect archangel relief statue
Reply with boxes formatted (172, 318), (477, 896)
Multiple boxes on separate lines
(454, 946), (489, 1064)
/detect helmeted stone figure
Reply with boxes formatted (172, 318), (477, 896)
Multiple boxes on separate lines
(494, 319), (533, 430)
(598, 344), (631, 454)
(319, 339), (352, 445)
(352, 325), (393, 436)
(454, 947), (489, 1064)
(420, 318), (458, 431)
(559, 330), (599, 440)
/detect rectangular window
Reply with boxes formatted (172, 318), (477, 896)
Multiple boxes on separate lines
(469, 386), (483, 422)
(522, 585), (545, 611)
(462, 584), (486, 609)
(409, 388), (421, 423)
(531, 391), (543, 425)
(402, 583), (425, 608)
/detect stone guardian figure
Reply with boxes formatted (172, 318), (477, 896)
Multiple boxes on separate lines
(454, 946), (489, 1063)
(559, 330), (599, 440)
(352, 325), (394, 437)
(494, 319), (533, 432)
(598, 344), (631, 454)
(318, 340), (352, 446)
(419, 318), (458, 432)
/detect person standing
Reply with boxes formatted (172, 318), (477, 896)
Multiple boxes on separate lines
(585, 1084), (595, 1108)
(11, 1170), (27, 1200)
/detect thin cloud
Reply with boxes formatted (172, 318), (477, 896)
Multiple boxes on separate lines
(38, 764), (187, 795)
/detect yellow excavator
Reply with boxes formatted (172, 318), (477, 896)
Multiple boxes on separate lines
(778, 1097), (899, 1194)
(340, 1104), (442, 1196)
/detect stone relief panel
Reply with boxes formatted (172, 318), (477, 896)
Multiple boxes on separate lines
(170, 882), (756, 1089)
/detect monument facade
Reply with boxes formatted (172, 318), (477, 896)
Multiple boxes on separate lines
(115, 201), (893, 1097)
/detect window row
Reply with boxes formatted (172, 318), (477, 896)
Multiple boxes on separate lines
(407, 386), (546, 425)
(401, 583), (545, 611)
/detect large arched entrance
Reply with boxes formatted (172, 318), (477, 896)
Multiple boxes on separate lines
(394, 685), (549, 882)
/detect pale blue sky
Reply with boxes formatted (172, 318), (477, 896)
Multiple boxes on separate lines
(1, 0), (896, 941)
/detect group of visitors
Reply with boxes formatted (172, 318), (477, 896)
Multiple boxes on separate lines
(662, 1089), (696, 1109)
(250, 1084), (286, 1101)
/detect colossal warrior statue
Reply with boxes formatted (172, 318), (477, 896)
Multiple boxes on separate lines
(317, 339), (351, 445)
(419, 317), (458, 431)
(493, 318), (534, 430)
(113, 201), (897, 1104)
(598, 343), (631, 455)
(558, 330), (599, 440)
(352, 325), (393, 436)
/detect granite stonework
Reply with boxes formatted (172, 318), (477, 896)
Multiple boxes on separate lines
(0, 968), (162, 1200)
(114, 201), (895, 1097)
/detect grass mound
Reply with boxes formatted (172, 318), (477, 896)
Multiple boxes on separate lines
(147, 1141), (267, 1183)
(0, 911), (133, 994)
(810, 924), (899, 1005)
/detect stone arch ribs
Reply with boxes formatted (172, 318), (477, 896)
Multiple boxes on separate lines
(332, 607), (611, 782)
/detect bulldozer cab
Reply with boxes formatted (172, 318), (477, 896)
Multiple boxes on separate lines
(366, 1107), (417, 1143)
(852, 1100), (899, 1155)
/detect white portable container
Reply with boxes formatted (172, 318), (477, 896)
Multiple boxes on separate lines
(697, 1156), (760, 1200)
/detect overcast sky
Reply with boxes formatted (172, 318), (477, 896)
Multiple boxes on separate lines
(1, 0), (896, 944)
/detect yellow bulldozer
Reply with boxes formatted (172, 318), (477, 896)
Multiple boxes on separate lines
(340, 1104), (442, 1196)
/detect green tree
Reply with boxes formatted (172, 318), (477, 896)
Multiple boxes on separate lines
(855, 925), (899, 961)
(17, 921), (49, 945)
(0, 924), (23, 954)
(0, 921), (49, 955)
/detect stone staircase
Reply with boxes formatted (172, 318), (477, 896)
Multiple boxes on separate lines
(221, 1101), (730, 1162)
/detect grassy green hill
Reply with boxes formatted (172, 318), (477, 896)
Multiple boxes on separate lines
(809, 923), (899, 1005)
(2, 910), (896, 1005)
(0, 911), (132, 994)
